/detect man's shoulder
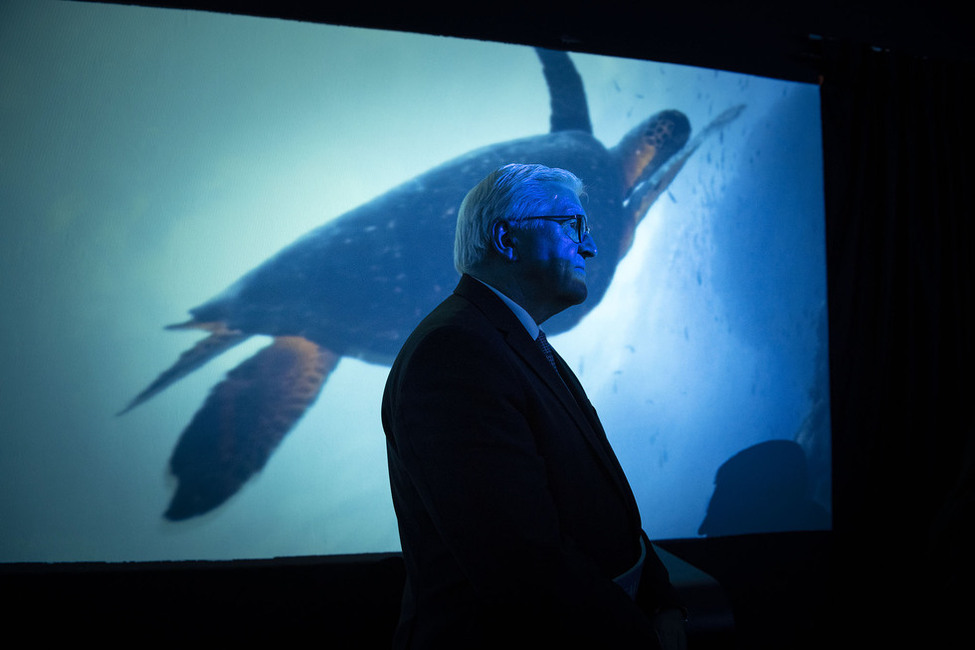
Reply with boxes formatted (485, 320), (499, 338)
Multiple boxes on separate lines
(411, 276), (508, 336)
(400, 292), (500, 359)
(382, 288), (516, 411)
(386, 275), (524, 386)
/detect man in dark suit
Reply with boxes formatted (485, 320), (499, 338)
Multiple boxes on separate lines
(382, 163), (686, 649)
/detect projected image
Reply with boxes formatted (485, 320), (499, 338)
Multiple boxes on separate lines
(0, 1), (829, 562)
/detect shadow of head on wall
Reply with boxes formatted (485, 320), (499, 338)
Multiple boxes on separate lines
(699, 439), (830, 537)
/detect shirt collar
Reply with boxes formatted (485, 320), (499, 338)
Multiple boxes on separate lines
(471, 276), (540, 340)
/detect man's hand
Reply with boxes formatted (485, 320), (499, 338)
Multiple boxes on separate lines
(651, 608), (687, 650)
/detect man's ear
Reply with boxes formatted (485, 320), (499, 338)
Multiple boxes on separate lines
(491, 221), (517, 261)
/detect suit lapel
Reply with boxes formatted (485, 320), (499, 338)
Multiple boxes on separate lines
(548, 346), (641, 513)
(454, 276), (640, 515)
(506, 328), (589, 423)
(456, 276), (591, 429)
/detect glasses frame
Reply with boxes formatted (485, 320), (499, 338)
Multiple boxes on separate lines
(515, 214), (591, 244)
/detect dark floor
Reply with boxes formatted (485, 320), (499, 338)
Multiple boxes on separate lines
(3, 531), (843, 647)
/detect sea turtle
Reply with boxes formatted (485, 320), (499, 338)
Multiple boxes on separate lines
(121, 47), (744, 521)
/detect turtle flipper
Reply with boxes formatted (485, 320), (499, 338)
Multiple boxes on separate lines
(164, 336), (339, 520)
(535, 48), (592, 134)
(117, 322), (249, 415)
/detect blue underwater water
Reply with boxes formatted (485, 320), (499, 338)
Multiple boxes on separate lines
(0, 0), (828, 561)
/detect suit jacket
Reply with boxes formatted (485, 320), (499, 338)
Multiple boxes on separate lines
(382, 274), (680, 649)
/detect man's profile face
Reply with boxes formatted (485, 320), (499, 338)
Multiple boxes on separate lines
(511, 181), (597, 315)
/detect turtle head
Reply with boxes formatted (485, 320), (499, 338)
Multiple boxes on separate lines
(612, 109), (691, 197)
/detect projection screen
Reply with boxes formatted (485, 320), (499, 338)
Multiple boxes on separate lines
(0, 0), (830, 562)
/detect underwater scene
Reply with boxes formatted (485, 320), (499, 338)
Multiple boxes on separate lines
(0, 0), (829, 562)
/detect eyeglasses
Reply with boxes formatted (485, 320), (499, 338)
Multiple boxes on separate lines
(516, 214), (591, 244)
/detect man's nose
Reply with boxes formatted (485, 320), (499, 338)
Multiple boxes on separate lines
(579, 232), (597, 259)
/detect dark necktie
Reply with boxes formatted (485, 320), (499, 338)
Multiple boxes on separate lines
(536, 330), (560, 374)
(537, 330), (585, 412)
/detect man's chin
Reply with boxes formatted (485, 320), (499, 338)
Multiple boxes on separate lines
(565, 281), (588, 305)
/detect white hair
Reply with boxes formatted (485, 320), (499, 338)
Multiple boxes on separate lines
(453, 163), (583, 274)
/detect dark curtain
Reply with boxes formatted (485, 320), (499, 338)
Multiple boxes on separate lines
(820, 41), (974, 643)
